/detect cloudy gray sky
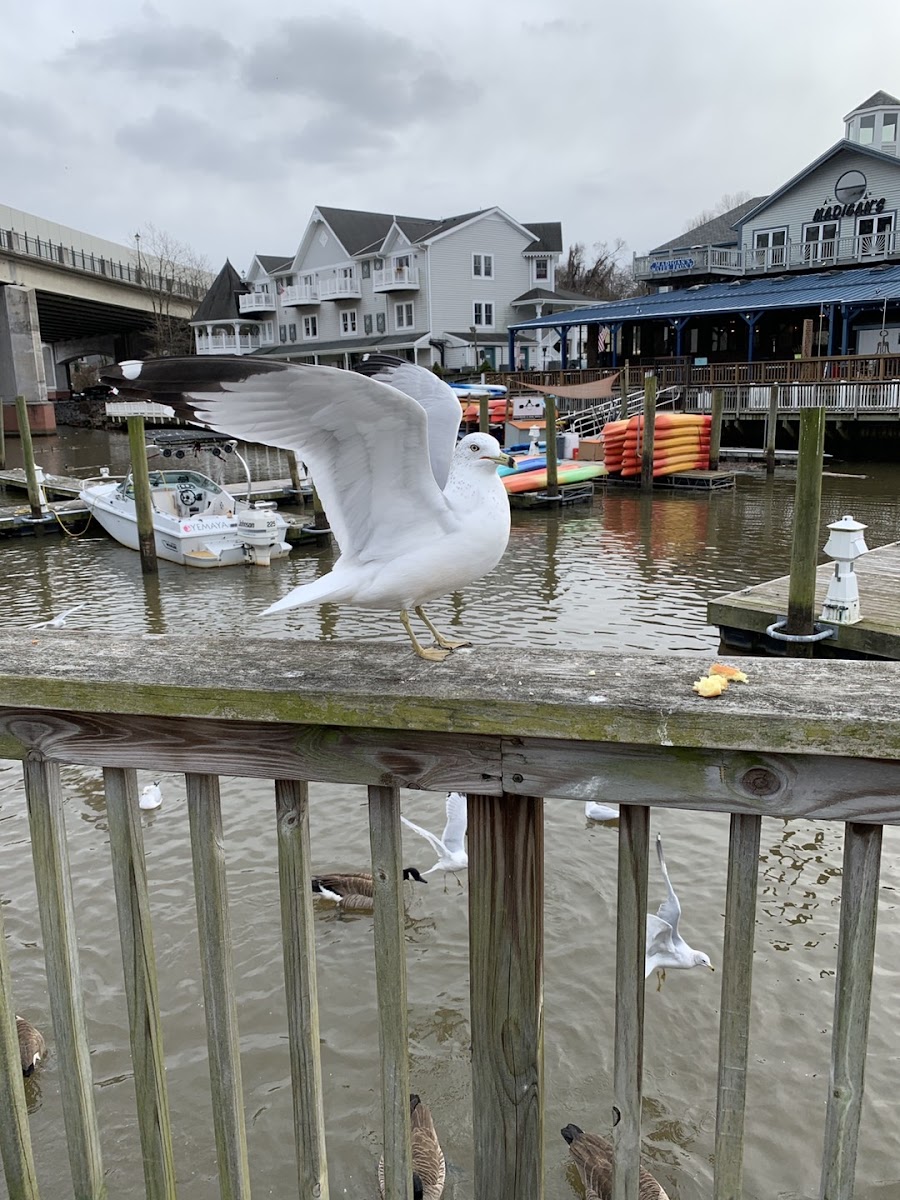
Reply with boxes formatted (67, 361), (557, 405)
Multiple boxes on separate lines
(5, 0), (900, 273)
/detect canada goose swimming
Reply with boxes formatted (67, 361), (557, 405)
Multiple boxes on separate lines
(646, 834), (714, 989)
(139, 781), (163, 810)
(379, 1093), (445, 1199)
(311, 867), (427, 910)
(401, 792), (468, 888)
(16, 1016), (46, 1076)
(560, 1124), (670, 1200)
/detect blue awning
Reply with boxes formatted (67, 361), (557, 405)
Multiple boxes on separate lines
(509, 262), (900, 330)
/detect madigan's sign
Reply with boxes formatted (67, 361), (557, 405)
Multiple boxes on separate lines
(813, 197), (886, 222)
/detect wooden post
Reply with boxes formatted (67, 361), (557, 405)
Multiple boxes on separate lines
(311, 483), (330, 532)
(368, 785), (413, 1200)
(785, 407), (826, 653)
(765, 385), (779, 476)
(544, 394), (558, 497)
(612, 805), (649, 1200)
(714, 814), (761, 1200)
(619, 361), (630, 419)
(820, 823), (883, 1200)
(287, 451), (304, 499)
(479, 394), (490, 434)
(275, 779), (329, 1199)
(14, 396), (45, 520)
(0, 401), (6, 470)
(801, 318), (815, 360)
(187, 773), (252, 1200)
(0, 894), (39, 1200)
(104, 768), (177, 1200)
(709, 387), (724, 470)
(640, 374), (657, 492)
(127, 415), (158, 574)
(469, 792), (544, 1200)
(24, 756), (106, 1199)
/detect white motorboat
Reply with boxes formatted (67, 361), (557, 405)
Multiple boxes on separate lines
(79, 467), (292, 568)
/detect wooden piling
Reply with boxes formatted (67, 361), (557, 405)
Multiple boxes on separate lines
(126, 415), (158, 575)
(709, 387), (724, 470)
(544, 394), (558, 497)
(640, 375), (657, 492)
(469, 792), (544, 1200)
(765, 386), (779, 475)
(287, 451), (304, 499)
(785, 407), (826, 653)
(620, 361), (630, 419)
(14, 396), (45, 520)
(479, 394), (490, 434)
(0, 402), (6, 470)
(311, 484), (330, 532)
(0, 895), (39, 1200)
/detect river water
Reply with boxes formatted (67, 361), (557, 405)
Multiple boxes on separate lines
(1, 429), (899, 1200)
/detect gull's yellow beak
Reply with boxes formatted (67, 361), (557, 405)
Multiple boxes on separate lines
(485, 452), (515, 468)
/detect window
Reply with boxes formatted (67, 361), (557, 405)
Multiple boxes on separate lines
(858, 212), (894, 256)
(802, 221), (838, 263)
(364, 313), (373, 334)
(395, 302), (414, 329)
(288, 323), (297, 342)
(753, 228), (787, 267)
(301, 273), (315, 289)
(883, 113), (898, 144)
(374, 258), (384, 270)
(340, 310), (358, 336)
(283, 275), (294, 287)
(361, 261), (371, 279)
(279, 324), (287, 343)
(392, 254), (411, 281)
(858, 114), (876, 144)
(303, 315), (318, 339)
(473, 253), (493, 278)
(534, 259), (549, 281)
(473, 301), (494, 327)
(261, 322), (274, 343)
(376, 312), (386, 333)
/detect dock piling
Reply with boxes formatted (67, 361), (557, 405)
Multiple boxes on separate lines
(709, 387), (724, 470)
(785, 407), (826, 655)
(544, 394), (558, 497)
(126, 416), (158, 574)
(640, 374), (657, 492)
(765, 386), (779, 475)
(14, 396), (47, 520)
(479, 394), (490, 435)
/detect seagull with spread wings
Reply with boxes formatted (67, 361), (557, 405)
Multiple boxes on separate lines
(100, 354), (513, 661)
(401, 791), (468, 888)
(645, 834), (714, 988)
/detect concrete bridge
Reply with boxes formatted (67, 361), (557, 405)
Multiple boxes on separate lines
(0, 208), (208, 433)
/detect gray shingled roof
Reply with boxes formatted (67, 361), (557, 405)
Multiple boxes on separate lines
(253, 333), (418, 356)
(849, 90), (900, 113)
(191, 260), (247, 323)
(512, 286), (596, 305)
(651, 197), (767, 254)
(255, 255), (291, 273)
(523, 222), (562, 253)
(316, 207), (439, 256)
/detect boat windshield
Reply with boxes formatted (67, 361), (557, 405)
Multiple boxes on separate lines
(120, 470), (226, 498)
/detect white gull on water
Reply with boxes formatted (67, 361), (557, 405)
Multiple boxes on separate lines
(101, 354), (514, 661)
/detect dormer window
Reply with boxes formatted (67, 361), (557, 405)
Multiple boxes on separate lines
(859, 114), (876, 144)
(534, 259), (549, 281)
(473, 253), (493, 278)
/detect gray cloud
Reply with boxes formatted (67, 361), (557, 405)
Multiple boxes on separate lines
(66, 25), (235, 76)
(114, 106), (275, 177)
(284, 110), (396, 166)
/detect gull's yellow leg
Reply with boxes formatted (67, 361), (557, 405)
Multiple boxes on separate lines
(400, 610), (450, 662)
(656, 968), (666, 992)
(414, 605), (471, 650)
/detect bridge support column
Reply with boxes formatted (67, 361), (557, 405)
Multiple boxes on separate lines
(0, 286), (55, 435)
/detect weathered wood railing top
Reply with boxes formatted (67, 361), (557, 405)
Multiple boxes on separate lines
(2, 633), (900, 1200)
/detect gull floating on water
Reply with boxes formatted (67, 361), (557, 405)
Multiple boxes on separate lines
(645, 834), (714, 988)
(401, 792), (468, 888)
(139, 781), (162, 810)
(30, 603), (86, 629)
(100, 354), (514, 661)
(584, 799), (619, 822)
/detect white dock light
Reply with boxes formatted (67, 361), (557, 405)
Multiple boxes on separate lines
(821, 514), (868, 625)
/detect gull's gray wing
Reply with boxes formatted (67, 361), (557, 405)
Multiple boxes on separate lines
(655, 834), (682, 937)
(645, 914), (674, 976)
(440, 792), (468, 855)
(100, 356), (454, 561)
(355, 354), (461, 489)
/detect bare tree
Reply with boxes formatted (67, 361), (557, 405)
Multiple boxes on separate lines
(681, 190), (753, 233)
(556, 239), (646, 301)
(132, 223), (213, 356)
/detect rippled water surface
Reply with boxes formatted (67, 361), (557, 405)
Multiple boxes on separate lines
(1, 430), (899, 1199)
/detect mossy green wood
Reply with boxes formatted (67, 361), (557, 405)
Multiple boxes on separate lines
(24, 756), (106, 1199)
(820, 823), (883, 1200)
(186, 773), (251, 1200)
(274, 779), (329, 1199)
(103, 767), (176, 1200)
(714, 813), (761, 1200)
(0, 896), (40, 1200)
(13, 396), (43, 519)
(612, 805), (649, 1200)
(126, 415), (158, 574)
(544, 394), (558, 495)
(786, 407), (826, 649)
(367, 784), (413, 1200)
(468, 792), (544, 1200)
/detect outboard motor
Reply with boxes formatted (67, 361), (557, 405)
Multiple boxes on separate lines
(238, 507), (283, 566)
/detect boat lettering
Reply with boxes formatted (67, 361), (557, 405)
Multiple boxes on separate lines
(182, 518), (233, 533)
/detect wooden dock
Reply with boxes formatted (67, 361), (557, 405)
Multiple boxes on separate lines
(709, 541), (900, 659)
(0, 468), (305, 504)
(0, 498), (92, 536)
(606, 468), (736, 491)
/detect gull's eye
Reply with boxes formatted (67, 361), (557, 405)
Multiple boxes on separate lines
(469, 443), (479, 452)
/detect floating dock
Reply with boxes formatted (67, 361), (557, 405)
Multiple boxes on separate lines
(0, 469), (304, 504)
(709, 541), (900, 659)
(604, 468), (736, 491)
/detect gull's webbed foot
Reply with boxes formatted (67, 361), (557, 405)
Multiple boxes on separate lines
(414, 606), (471, 650)
(400, 610), (451, 662)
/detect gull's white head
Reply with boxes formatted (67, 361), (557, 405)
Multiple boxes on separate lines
(453, 432), (514, 471)
(693, 951), (715, 971)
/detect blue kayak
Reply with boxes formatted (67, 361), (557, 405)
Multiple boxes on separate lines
(498, 455), (547, 477)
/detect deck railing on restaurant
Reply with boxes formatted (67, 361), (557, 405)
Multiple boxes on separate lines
(0, 635), (897, 1200)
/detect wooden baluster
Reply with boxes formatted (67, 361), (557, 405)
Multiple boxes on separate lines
(0, 894), (40, 1200)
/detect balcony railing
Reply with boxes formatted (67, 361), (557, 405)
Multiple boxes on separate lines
(195, 333), (261, 355)
(0, 634), (898, 1200)
(281, 283), (320, 305)
(238, 291), (277, 313)
(373, 265), (420, 291)
(634, 231), (900, 280)
(318, 274), (362, 300)
(0, 225), (209, 300)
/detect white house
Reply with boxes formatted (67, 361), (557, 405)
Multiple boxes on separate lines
(192, 206), (594, 370)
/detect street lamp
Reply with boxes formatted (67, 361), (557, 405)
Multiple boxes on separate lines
(134, 231), (142, 284)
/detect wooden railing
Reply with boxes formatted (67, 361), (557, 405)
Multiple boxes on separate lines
(1, 635), (898, 1199)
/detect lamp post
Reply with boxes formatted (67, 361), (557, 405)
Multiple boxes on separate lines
(820, 514), (869, 624)
(134, 231), (142, 284)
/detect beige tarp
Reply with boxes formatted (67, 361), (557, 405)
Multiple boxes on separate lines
(517, 373), (619, 400)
